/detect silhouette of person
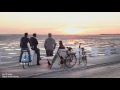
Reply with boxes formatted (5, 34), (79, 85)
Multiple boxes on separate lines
(59, 40), (65, 49)
(58, 40), (65, 64)
(44, 33), (56, 65)
(19, 33), (32, 62)
(30, 33), (41, 65)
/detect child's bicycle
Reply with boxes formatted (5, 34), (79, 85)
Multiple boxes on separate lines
(21, 50), (31, 69)
(78, 43), (87, 66)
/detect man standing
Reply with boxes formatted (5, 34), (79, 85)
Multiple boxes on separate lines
(19, 33), (32, 62)
(30, 33), (41, 65)
(44, 33), (56, 65)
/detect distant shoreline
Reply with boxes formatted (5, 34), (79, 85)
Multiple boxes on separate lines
(100, 34), (120, 35)
(0, 34), (120, 36)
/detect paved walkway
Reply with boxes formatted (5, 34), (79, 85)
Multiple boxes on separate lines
(0, 54), (120, 78)
(35, 62), (120, 78)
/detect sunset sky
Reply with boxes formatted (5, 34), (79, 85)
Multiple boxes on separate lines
(0, 12), (120, 35)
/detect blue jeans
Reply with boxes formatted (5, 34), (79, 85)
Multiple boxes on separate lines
(19, 48), (31, 62)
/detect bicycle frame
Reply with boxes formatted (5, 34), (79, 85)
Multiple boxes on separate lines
(57, 48), (71, 60)
(78, 43), (87, 66)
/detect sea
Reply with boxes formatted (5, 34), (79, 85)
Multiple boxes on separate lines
(0, 34), (120, 57)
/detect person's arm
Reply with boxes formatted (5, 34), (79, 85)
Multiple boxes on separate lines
(20, 38), (22, 48)
(28, 38), (33, 48)
(36, 38), (38, 45)
(54, 40), (57, 49)
(44, 39), (47, 49)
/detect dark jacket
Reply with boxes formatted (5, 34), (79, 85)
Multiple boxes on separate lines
(30, 37), (38, 47)
(59, 45), (65, 49)
(20, 36), (32, 48)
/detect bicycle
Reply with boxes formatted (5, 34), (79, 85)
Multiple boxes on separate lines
(78, 43), (87, 66)
(21, 50), (30, 69)
(57, 47), (77, 68)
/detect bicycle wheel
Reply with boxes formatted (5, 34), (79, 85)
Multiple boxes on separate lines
(82, 56), (87, 66)
(65, 54), (77, 68)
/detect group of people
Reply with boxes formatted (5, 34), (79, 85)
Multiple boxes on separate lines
(19, 33), (65, 66)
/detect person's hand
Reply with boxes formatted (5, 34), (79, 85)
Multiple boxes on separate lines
(31, 46), (34, 50)
(31, 48), (33, 50)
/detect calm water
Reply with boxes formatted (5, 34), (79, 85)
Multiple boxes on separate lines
(0, 34), (120, 56)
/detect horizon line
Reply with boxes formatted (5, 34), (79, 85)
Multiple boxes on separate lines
(0, 33), (120, 35)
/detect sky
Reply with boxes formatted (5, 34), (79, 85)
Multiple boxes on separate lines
(0, 12), (120, 35)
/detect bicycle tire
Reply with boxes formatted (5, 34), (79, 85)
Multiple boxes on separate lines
(65, 54), (77, 68)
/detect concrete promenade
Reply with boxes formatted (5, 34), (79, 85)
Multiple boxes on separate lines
(0, 54), (120, 78)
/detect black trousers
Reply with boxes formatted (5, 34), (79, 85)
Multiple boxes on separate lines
(46, 50), (53, 65)
(34, 46), (41, 64)
(46, 50), (53, 56)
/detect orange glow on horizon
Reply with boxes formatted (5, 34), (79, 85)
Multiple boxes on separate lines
(60, 27), (83, 35)
(0, 12), (120, 35)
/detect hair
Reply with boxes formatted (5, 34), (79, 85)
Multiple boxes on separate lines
(33, 33), (36, 37)
(81, 48), (84, 51)
(59, 40), (63, 46)
(24, 33), (28, 37)
(48, 33), (52, 37)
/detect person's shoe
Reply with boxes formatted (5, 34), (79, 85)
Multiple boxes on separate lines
(48, 61), (51, 65)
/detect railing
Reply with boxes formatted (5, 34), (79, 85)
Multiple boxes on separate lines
(89, 45), (120, 56)
(0, 45), (120, 64)
(73, 45), (120, 57)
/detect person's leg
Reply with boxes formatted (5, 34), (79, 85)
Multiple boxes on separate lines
(19, 48), (23, 62)
(46, 50), (51, 65)
(34, 47), (40, 65)
(50, 50), (53, 56)
(36, 48), (40, 64)
(46, 50), (49, 56)
(26, 48), (31, 62)
(37, 48), (42, 60)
